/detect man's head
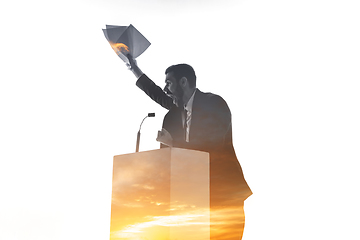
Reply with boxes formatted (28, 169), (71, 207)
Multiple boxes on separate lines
(163, 64), (197, 107)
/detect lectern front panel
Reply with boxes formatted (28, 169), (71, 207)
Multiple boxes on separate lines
(110, 148), (210, 240)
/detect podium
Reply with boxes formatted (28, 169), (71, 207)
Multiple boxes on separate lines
(110, 148), (210, 240)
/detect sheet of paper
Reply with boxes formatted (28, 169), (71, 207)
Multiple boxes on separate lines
(103, 24), (151, 63)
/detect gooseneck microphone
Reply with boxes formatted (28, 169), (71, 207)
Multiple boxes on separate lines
(136, 113), (155, 152)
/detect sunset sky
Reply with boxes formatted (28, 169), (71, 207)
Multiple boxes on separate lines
(1, 0), (360, 239)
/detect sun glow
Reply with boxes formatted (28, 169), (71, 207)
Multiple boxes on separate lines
(110, 42), (130, 55)
(111, 212), (209, 240)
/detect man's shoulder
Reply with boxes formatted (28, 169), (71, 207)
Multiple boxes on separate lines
(196, 89), (227, 104)
(195, 89), (230, 113)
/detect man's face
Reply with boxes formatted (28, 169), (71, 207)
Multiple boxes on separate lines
(164, 72), (184, 107)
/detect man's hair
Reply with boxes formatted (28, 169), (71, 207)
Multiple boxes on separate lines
(165, 64), (196, 88)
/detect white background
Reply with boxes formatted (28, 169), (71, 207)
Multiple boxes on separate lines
(1, 0), (359, 239)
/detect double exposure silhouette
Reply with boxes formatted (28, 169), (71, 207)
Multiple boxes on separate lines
(111, 60), (252, 239)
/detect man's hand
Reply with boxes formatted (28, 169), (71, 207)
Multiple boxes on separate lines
(126, 54), (136, 69)
(126, 54), (143, 79)
(156, 128), (173, 147)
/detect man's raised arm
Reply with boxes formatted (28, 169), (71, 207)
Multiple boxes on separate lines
(125, 56), (174, 110)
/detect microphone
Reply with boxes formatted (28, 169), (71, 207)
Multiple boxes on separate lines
(136, 113), (155, 152)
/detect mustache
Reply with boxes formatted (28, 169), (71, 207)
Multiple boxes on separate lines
(164, 87), (184, 103)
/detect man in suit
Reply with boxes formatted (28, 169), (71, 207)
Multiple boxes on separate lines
(127, 58), (252, 239)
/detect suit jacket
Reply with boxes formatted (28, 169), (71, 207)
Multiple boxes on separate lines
(136, 74), (252, 202)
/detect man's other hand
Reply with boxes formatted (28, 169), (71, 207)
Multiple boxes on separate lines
(156, 128), (173, 147)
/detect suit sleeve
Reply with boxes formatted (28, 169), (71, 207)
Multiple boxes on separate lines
(136, 74), (174, 110)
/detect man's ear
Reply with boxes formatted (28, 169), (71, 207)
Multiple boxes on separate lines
(179, 77), (188, 88)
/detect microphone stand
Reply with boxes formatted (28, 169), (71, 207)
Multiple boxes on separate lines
(136, 113), (155, 152)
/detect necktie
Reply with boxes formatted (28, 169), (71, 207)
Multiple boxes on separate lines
(184, 108), (191, 142)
